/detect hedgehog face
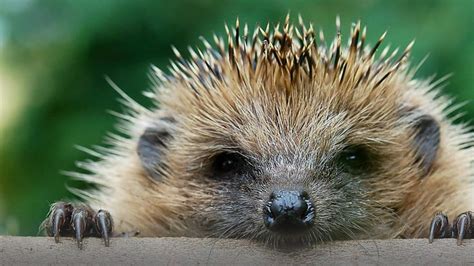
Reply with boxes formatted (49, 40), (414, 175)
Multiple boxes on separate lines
(199, 145), (377, 244)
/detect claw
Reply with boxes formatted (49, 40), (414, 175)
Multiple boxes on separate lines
(72, 210), (87, 249)
(454, 212), (472, 246)
(428, 212), (449, 243)
(52, 208), (65, 243)
(95, 210), (113, 247)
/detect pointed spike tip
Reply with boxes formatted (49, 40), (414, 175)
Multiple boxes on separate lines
(171, 45), (181, 58)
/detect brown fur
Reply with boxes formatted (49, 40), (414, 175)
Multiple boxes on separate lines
(68, 15), (473, 242)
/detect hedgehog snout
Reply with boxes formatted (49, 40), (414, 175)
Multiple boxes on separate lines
(263, 190), (315, 234)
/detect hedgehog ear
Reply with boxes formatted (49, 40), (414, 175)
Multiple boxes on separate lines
(137, 116), (175, 181)
(408, 112), (441, 177)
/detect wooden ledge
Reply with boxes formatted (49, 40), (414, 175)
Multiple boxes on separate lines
(0, 237), (472, 265)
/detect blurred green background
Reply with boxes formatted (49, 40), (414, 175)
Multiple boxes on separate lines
(0, 0), (472, 236)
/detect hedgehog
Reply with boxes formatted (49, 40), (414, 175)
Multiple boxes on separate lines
(42, 15), (474, 248)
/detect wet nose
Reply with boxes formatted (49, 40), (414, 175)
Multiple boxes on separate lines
(263, 190), (315, 233)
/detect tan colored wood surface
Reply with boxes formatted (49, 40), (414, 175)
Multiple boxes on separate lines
(0, 237), (472, 265)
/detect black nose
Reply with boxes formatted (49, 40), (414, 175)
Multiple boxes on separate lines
(263, 190), (315, 233)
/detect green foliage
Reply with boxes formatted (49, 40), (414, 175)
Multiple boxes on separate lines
(0, 0), (472, 235)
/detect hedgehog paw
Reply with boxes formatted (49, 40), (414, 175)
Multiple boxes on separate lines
(41, 202), (113, 249)
(429, 211), (473, 245)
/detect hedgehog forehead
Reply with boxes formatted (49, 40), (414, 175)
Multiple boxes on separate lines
(170, 77), (402, 162)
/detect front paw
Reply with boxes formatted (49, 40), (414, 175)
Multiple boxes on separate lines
(429, 211), (473, 245)
(40, 202), (113, 249)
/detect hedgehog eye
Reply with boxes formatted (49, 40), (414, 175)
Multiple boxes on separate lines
(337, 146), (372, 172)
(212, 152), (246, 176)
